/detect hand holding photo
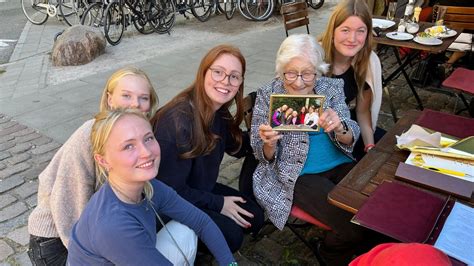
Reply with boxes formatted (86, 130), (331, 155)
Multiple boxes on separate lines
(269, 94), (325, 132)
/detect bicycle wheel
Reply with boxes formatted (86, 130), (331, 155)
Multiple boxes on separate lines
(190, 0), (214, 22)
(307, 0), (323, 10)
(59, 0), (86, 26)
(104, 1), (125, 45)
(81, 2), (105, 27)
(245, 0), (273, 21)
(153, 0), (176, 34)
(237, 0), (253, 20)
(131, 0), (154, 34)
(224, 0), (236, 20)
(21, 0), (49, 25)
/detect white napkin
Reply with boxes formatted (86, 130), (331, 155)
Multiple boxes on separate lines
(396, 124), (442, 148)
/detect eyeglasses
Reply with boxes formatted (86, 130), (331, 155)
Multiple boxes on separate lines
(283, 72), (317, 83)
(209, 68), (243, 87)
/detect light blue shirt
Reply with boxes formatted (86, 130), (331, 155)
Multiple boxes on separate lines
(300, 129), (352, 175)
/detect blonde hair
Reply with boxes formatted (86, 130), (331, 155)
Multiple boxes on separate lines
(319, 0), (373, 96)
(99, 66), (159, 119)
(275, 34), (329, 79)
(91, 109), (154, 200)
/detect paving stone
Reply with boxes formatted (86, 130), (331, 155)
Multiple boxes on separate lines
(6, 226), (29, 246)
(7, 143), (33, 154)
(25, 194), (37, 208)
(0, 152), (11, 161)
(30, 136), (52, 146)
(0, 121), (17, 130)
(6, 153), (31, 165)
(0, 135), (14, 144)
(0, 163), (5, 171)
(0, 240), (14, 261)
(35, 151), (56, 165)
(0, 202), (28, 223)
(0, 117), (11, 124)
(12, 180), (38, 199)
(19, 166), (46, 182)
(12, 252), (32, 266)
(15, 132), (42, 144)
(0, 210), (31, 238)
(0, 176), (24, 193)
(30, 142), (60, 155)
(0, 142), (14, 152)
(11, 128), (36, 138)
(0, 124), (27, 138)
(0, 163), (30, 180)
(0, 195), (16, 209)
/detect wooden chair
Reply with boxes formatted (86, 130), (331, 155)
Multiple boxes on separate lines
(281, 1), (310, 37)
(442, 67), (474, 117)
(433, 5), (474, 32)
(238, 92), (330, 266)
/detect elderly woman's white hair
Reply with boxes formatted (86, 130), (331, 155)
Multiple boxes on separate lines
(275, 34), (329, 79)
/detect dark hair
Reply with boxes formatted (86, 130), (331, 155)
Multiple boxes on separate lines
(151, 44), (246, 159)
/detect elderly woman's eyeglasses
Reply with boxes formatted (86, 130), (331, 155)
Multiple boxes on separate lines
(209, 68), (243, 87)
(283, 72), (317, 83)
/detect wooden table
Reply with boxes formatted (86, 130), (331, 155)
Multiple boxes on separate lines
(373, 19), (462, 121)
(328, 109), (474, 214)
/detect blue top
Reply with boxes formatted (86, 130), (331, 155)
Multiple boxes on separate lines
(153, 102), (250, 212)
(300, 129), (352, 175)
(67, 179), (235, 265)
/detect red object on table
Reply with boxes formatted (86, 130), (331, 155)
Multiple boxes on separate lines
(415, 109), (474, 138)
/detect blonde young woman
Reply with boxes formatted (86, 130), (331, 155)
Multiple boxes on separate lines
(319, 0), (385, 161)
(27, 67), (159, 265)
(67, 109), (236, 265)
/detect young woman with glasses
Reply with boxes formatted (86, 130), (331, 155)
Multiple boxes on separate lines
(252, 34), (366, 265)
(151, 44), (265, 253)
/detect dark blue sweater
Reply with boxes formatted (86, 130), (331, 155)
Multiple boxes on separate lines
(67, 179), (234, 265)
(153, 102), (250, 212)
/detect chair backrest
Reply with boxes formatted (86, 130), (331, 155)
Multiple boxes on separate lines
(242, 91), (257, 131)
(280, 1), (310, 37)
(433, 5), (474, 32)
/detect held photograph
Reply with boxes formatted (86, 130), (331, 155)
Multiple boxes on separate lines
(269, 94), (325, 132)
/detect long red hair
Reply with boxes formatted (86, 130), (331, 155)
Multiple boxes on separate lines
(151, 44), (245, 159)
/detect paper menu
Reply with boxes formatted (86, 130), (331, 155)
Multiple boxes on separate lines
(434, 202), (474, 265)
(405, 153), (474, 182)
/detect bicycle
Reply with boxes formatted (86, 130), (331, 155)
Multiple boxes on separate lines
(102, 0), (176, 45)
(21, 0), (89, 25)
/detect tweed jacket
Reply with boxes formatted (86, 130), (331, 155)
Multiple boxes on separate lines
(250, 77), (360, 230)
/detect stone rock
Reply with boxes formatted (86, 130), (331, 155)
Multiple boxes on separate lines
(51, 25), (106, 66)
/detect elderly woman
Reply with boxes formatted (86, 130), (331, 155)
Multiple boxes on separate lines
(251, 34), (365, 265)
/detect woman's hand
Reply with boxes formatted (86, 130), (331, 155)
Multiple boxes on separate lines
(258, 124), (281, 160)
(221, 196), (254, 228)
(319, 108), (343, 133)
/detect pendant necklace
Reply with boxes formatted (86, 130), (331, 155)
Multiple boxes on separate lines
(109, 181), (143, 205)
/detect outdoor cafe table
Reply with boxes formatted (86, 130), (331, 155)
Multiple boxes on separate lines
(327, 109), (474, 214)
(373, 19), (462, 121)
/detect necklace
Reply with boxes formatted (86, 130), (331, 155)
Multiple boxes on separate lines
(109, 181), (143, 204)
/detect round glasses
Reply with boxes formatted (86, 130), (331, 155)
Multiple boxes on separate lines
(283, 72), (317, 83)
(209, 68), (243, 87)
